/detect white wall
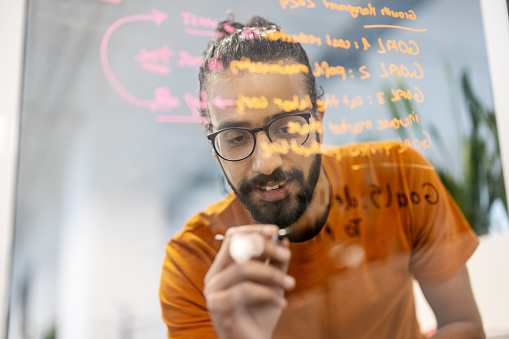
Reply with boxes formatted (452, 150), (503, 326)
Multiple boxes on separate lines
(482, 0), (509, 205)
(0, 1), (26, 338)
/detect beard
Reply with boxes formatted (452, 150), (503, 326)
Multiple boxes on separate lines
(224, 154), (322, 228)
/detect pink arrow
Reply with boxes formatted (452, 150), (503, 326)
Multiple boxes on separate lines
(100, 9), (167, 109)
(155, 115), (208, 123)
(213, 96), (236, 110)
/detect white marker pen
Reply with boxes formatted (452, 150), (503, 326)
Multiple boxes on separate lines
(214, 227), (291, 263)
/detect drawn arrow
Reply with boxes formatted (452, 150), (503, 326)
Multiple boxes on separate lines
(213, 96), (236, 110)
(100, 9), (167, 109)
(156, 115), (208, 123)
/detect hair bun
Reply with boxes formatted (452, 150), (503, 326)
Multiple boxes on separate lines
(217, 20), (242, 36)
(216, 14), (279, 38)
(246, 16), (278, 30)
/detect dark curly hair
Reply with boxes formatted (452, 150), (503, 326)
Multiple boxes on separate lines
(198, 14), (319, 132)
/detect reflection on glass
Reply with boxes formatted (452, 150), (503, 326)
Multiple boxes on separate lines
(7, 0), (508, 338)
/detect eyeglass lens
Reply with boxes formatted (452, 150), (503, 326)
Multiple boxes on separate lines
(214, 115), (309, 161)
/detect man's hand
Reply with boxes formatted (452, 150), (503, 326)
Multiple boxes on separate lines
(204, 225), (295, 339)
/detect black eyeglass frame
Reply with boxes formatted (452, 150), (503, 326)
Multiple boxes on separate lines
(207, 111), (313, 162)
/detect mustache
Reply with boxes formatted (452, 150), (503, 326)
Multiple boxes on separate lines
(239, 168), (304, 193)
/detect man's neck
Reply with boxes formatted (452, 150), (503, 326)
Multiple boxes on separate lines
(287, 166), (331, 242)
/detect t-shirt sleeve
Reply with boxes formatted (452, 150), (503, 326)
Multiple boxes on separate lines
(404, 149), (479, 285)
(159, 228), (219, 339)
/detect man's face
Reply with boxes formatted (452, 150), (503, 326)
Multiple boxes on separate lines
(207, 67), (322, 228)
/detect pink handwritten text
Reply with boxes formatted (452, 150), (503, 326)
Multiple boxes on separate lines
(135, 45), (175, 74)
(223, 23), (236, 34)
(155, 92), (211, 124)
(181, 12), (218, 29)
(178, 51), (203, 68)
(150, 87), (181, 112)
(183, 92), (208, 117)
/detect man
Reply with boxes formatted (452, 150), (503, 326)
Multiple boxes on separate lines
(159, 16), (484, 339)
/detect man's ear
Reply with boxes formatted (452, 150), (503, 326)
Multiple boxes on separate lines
(314, 108), (325, 143)
(315, 108), (325, 122)
(212, 149), (220, 163)
(204, 118), (220, 163)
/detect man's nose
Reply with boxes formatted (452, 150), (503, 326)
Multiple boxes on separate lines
(251, 132), (283, 175)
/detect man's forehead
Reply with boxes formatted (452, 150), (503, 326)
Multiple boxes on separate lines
(207, 70), (308, 129)
(210, 70), (305, 93)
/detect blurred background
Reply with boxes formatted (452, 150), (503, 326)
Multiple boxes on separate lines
(2, 0), (509, 338)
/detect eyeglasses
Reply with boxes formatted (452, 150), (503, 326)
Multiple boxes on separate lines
(207, 112), (312, 161)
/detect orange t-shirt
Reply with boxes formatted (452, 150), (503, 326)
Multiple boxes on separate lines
(159, 142), (479, 339)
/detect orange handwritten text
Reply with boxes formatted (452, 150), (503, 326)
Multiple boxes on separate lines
(235, 94), (269, 115)
(380, 62), (423, 79)
(343, 95), (364, 109)
(389, 87), (424, 103)
(322, 1), (376, 18)
(261, 140), (419, 159)
(398, 131), (432, 151)
(324, 36), (372, 50)
(264, 29), (322, 46)
(317, 94), (339, 112)
(279, 0), (316, 10)
(317, 94), (364, 111)
(364, 25), (426, 32)
(313, 61), (345, 79)
(325, 35), (351, 49)
(273, 95), (313, 112)
(260, 139), (322, 157)
(377, 111), (420, 131)
(314, 89), (421, 111)
(328, 119), (373, 135)
(380, 7), (416, 20)
(335, 142), (404, 161)
(287, 116), (324, 135)
(359, 65), (371, 79)
(377, 39), (419, 55)
(230, 58), (309, 75)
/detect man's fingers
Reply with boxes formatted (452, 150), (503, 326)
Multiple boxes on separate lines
(205, 261), (296, 295)
(228, 232), (291, 264)
(207, 281), (288, 313)
(205, 225), (283, 283)
(262, 236), (292, 270)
